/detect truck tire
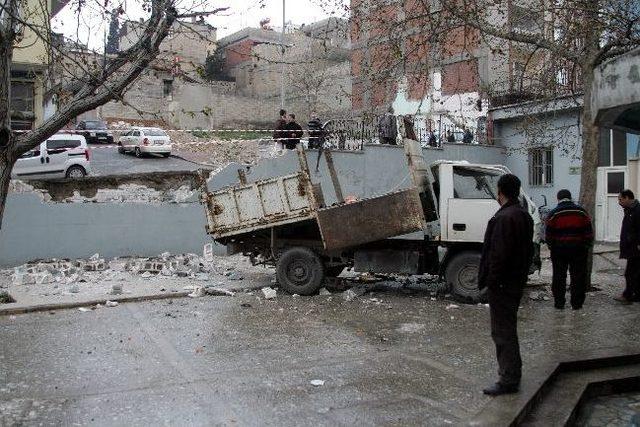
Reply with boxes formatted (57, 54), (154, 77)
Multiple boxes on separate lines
(445, 251), (486, 303)
(276, 247), (325, 295)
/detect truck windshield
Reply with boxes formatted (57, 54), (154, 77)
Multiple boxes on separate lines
(453, 166), (500, 199)
(84, 121), (108, 130)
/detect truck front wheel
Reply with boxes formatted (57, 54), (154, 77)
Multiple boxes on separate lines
(445, 251), (486, 303)
(276, 247), (326, 295)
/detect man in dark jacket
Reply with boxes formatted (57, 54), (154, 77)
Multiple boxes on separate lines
(545, 189), (594, 310)
(617, 189), (640, 304)
(377, 107), (397, 145)
(479, 174), (533, 396)
(284, 113), (304, 150)
(273, 109), (288, 150)
(307, 112), (324, 149)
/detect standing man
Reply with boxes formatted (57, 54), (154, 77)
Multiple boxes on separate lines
(446, 130), (456, 143)
(462, 127), (474, 144)
(377, 107), (398, 145)
(479, 174), (533, 396)
(545, 189), (594, 310)
(307, 112), (324, 149)
(616, 189), (640, 304)
(273, 109), (288, 151)
(284, 113), (304, 150)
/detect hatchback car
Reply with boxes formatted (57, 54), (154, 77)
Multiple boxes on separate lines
(12, 134), (92, 180)
(118, 127), (172, 157)
(75, 120), (114, 144)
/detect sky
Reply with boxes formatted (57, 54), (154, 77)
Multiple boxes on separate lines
(52, 0), (348, 50)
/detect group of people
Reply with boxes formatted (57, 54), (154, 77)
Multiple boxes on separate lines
(377, 107), (475, 147)
(480, 178), (640, 396)
(272, 109), (325, 151)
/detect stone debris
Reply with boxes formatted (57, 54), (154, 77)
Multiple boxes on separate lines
(529, 291), (551, 301)
(318, 288), (331, 296)
(78, 307), (91, 312)
(203, 243), (214, 262)
(111, 284), (123, 295)
(445, 304), (460, 310)
(68, 285), (80, 294)
(105, 300), (119, 307)
(342, 285), (368, 302)
(205, 287), (235, 296)
(261, 287), (277, 300)
(188, 286), (206, 298)
(310, 380), (325, 387)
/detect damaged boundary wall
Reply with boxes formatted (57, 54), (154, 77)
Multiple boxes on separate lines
(0, 172), (218, 268)
(0, 143), (506, 268)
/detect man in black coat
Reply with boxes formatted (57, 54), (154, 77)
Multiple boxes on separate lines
(616, 189), (640, 304)
(284, 113), (304, 150)
(479, 174), (534, 396)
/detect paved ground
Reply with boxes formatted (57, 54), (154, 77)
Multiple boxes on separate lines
(89, 144), (209, 176)
(1, 280), (639, 426)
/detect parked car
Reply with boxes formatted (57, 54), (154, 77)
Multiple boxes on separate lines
(12, 134), (91, 180)
(118, 127), (172, 158)
(75, 120), (114, 144)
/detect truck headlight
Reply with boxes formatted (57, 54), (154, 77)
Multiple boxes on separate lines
(90, 132), (96, 137)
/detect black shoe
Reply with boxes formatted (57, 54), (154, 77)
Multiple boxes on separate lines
(483, 382), (519, 396)
(554, 304), (565, 310)
(572, 305), (582, 310)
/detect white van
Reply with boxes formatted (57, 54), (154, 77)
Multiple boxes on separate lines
(12, 134), (92, 180)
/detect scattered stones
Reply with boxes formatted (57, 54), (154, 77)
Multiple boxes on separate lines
(205, 287), (235, 296)
(188, 286), (206, 298)
(111, 284), (123, 295)
(310, 380), (325, 387)
(318, 288), (331, 296)
(262, 287), (277, 300)
(445, 304), (460, 310)
(105, 300), (119, 307)
(68, 285), (80, 294)
(77, 307), (91, 312)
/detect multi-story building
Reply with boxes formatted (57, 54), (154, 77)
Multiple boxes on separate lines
(10, 0), (67, 130)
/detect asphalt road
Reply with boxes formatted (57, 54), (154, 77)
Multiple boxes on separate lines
(1, 287), (639, 425)
(89, 144), (209, 176)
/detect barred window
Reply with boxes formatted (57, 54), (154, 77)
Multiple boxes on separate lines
(529, 147), (553, 186)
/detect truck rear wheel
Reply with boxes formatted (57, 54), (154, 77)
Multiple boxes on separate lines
(276, 247), (325, 295)
(445, 251), (486, 303)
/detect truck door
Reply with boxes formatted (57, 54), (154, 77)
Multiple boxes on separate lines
(441, 165), (501, 242)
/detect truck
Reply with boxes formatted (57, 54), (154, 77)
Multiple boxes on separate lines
(200, 125), (542, 302)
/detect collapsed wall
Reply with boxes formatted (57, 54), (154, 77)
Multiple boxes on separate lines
(0, 171), (217, 268)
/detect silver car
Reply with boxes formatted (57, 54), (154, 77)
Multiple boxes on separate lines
(118, 127), (172, 158)
(12, 134), (92, 180)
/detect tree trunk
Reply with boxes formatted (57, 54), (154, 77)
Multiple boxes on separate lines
(0, 31), (15, 231)
(578, 69), (599, 222)
(578, 66), (599, 287)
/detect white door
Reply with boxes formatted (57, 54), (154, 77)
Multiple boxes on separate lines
(597, 167), (626, 242)
(12, 143), (46, 179)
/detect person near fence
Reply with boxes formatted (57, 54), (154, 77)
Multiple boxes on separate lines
(463, 128), (474, 144)
(284, 113), (304, 150)
(479, 174), (534, 396)
(446, 130), (456, 143)
(307, 112), (324, 149)
(616, 189), (640, 304)
(428, 131), (438, 147)
(273, 109), (288, 150)
(377, 107), (397, 145)
(545, 189), (594, 310)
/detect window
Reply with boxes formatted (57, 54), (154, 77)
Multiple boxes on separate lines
(19, 149), (40, 159)
(607, 172), (625, 194)
(163, 79), (173, 97)
(143, 129), (167, 136)
(10, 81), (34, 112)
(529, 147), (554, 186)
(510, 4), (542, 33)
(47, 139), (81, 150)
(453, 166), (501, 199)
(599, 128), (628, 166)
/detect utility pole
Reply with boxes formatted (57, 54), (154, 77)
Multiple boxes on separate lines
(280, 0), (285, 109)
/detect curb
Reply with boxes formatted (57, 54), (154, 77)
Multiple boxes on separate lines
(0, 291), (191, 316)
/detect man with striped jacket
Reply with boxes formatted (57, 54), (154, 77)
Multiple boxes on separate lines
(545, 189), (594, 310)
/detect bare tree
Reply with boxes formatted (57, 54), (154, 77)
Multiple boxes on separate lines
(348, 0), (639, 219)
(0, 0), (227, 229)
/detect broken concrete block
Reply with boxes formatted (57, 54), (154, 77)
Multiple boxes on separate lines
(34, 272), (54, 285)
(342, 289), (357, 302)
(318, 288), (331, 296)
(140, 272), (153, 278)
(188, 286), (206, 298)
(205, 287), (235, 296)
(105, 300), (119, 307)
(261, 287), (277, 300)
(90, 253), (100, 261)
(203, 243), (214, 262)
(310, 379), (325, 386)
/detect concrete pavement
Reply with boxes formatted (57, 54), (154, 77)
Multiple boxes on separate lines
(1, 283), (639, 426)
